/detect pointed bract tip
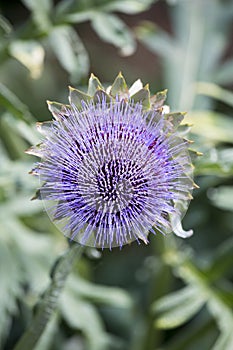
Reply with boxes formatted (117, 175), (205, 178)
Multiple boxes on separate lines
(160, 89), (168, 95)
(90, 73), (97, 79)
(183, 138), (194, 144)
(30, 194), (38, 200)
(188, 193), (194, 200)
(193, 182), (200, 189)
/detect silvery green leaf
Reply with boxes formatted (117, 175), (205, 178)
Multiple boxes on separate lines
(209, 186), (233, 212)
(195, 82), (233, 108)
(136, 21), (178, 58)
(0, 241), (23, 347)
(203, 237), (233, 282)
(66, 274), (133, 309)
(21, 0), (52, 32)
(194, 148), (233, 177)
(214, 59), (233, 85)
(9, 40), (45, 79)
(91, 13), (136, 56)
(0, 14), (12, 34)
(152, 285), (206, 329)
(102, 0), (156, 14)
(186, 111), (233, 144)
(0, 83), (34, 123)
(60, 289), (109, 350)
(48, 26), (89, 83)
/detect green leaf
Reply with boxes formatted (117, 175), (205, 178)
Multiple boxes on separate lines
(14, 245), (83, 350)
(21, 0), (52, 13)
(91, 13), (136, 56)
(205, 237), (233, 281)
(9, 40), (45, 79)
(101, 0), (156, 14)
(0, 113), (32, 159)
(214, 58), (233, 85)
(195, 82), (233, 108)
(212, 331), (233, 350)
(209, 186), (233, 212)
(152, 285), (206, 329)
(163, 243), (233, 348)
(194, 148), (233, 177)
(55, 0), (155, 23)
(57, 10), (94, 25)
(0, 194), (43, 216)
(54, 0), (94, 24)
(1, 112), (39, 146)
(186, 110), (233, 144)
(67, 274), (133, 309)
(60, 289), (109, 350)
(48, 25), (89, 83)
(136, 21), (178, 58)
(0, 83), (34, 123)
(0, 14), (12, 35)
(21, 0), (52, 32)
(207, 296), (233, 343)
(159, 316), (217, 350)
(0, 241), (23, 347)
(1, 218), (55, 294)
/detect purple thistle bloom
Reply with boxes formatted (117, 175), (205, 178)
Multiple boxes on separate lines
(28, 74), (195, 249)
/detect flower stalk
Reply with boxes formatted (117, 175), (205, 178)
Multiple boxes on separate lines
(13, 243), (84, 350)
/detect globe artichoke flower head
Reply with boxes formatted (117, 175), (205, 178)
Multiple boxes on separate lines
(28, 73), (196, 249)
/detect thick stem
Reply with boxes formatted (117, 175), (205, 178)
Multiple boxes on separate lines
(140, 235), (173, 350)
(13, 243), (84, 350)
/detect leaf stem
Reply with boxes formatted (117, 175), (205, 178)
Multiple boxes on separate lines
(140, 235), (173, 350)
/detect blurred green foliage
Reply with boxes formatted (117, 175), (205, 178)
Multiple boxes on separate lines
(0, 0), (233, 349)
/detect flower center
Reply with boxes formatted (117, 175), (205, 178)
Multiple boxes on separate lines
(95, 159), (135, 212)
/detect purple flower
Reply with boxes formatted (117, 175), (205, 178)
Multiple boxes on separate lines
(28, 73), (195, 249)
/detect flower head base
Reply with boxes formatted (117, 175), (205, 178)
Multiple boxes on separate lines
(28, 73), (196, 249)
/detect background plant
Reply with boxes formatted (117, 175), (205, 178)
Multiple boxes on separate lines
(0, 0), (232, 349)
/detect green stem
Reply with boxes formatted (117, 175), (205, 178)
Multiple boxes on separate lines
(140, 235), (173, 350)
(13, 243), (84, 350)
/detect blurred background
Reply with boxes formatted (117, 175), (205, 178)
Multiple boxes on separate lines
(0, 0), (233, 349)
